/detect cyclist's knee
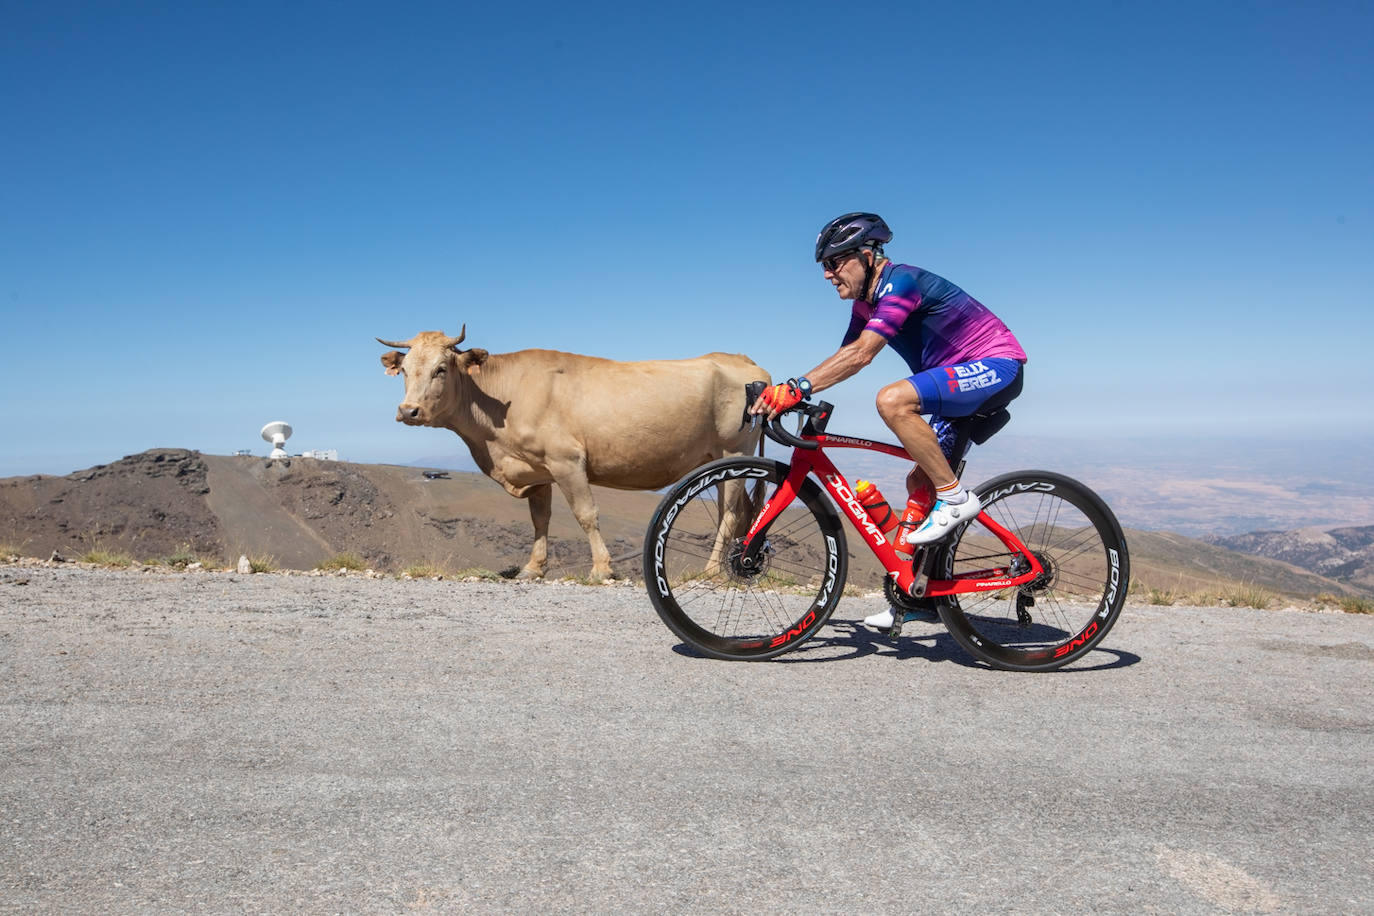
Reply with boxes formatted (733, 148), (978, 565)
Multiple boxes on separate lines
(875, 380), (920, 421)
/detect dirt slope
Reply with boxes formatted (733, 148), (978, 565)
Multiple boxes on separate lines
(0, 449), (223, 560)
(0, 450), (663, 577)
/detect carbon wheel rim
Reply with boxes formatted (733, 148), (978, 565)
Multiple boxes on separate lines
(938, 472), (1127, 669)
(644, 459), (847, 660)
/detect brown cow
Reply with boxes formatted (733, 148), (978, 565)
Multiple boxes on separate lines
(378, 326), (769, 581)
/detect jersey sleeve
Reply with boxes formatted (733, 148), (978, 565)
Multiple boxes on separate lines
(840, 304), (869, 346)
(864, 270), (923, 340)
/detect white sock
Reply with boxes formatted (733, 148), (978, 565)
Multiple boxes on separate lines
(937, 483), (968, 505)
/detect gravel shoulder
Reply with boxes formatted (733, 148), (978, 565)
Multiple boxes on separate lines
(2, 564), (1372, 914)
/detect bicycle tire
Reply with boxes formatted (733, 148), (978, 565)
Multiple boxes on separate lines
(642, 457), (848, 661)
(932, 470), (1129, 671)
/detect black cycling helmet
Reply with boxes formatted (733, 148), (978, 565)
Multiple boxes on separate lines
(814, 211), (893, 263)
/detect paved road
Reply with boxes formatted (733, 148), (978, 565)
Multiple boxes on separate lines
(2, 566), (1372, 913)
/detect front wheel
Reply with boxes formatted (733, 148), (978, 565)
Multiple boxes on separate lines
(642, 457), (848, 661)
(933, 470), (1129, 671)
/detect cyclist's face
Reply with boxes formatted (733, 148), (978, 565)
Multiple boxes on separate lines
(823, 250), (869, 300)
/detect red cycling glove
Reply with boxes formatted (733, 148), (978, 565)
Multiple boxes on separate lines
(758, 380), (804, 415)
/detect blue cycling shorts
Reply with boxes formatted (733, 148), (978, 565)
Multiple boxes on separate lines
(908, 357), (1023, 418)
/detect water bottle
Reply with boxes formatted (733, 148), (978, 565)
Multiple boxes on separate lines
(854, 480), (899, 535)
(894, 482), (936, 555)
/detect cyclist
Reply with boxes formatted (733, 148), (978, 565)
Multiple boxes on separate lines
(749, 212), (1027, 627)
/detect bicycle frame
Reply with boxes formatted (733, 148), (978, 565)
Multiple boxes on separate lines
(741, 433), (1045, 598)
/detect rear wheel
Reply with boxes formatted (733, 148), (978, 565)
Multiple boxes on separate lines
(933, 470), (1129, 671)
(642, 457), (847, 661)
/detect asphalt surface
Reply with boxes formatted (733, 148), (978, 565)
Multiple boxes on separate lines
(2, 565), (1371, 913)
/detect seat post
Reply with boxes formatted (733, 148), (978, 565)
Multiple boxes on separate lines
(945, 407), (1012, 479)
(947, 427), (975, 477)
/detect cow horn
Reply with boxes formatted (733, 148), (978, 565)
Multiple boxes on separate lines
(443, 325), (467, 350)
(376, 336), (413, 349)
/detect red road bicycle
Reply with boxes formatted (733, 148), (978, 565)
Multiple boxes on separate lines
(642, 388), (1129, 670)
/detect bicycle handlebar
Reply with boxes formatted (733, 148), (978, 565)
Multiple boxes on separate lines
(744, 381), (833, 451)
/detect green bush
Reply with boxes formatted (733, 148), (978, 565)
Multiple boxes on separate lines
(1225, 583), (1273, 610)
(453, 567), (501, 580)
(160, 543), (214, 569)
(248, 554), (278, 573)
(317, 553), (367, 572)
(1146, 586), (1177, 606)
(79, 545), (135, 567)
(1338, 596), (1374, 614)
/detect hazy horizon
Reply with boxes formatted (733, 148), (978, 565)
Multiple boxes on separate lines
(8, 430), (1369, 539)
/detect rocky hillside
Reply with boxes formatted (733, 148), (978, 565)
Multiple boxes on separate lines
(1204, 526), (1374, 593)
(0, 449), (659, 579)
(1, 449), (1368, 600)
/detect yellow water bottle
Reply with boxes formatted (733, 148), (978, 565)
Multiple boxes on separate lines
(854, 479), (899, 535)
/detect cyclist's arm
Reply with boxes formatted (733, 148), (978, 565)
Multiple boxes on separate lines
(800, 330), (886, 394)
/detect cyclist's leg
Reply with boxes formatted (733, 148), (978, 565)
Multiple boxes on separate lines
(876, 358), (1022, 489)
(866, 360), (1026, 631)
(896, 358), (1023, 544)
(905, 464), (936, 500)
(863, 386), (945, 629)
(875, 380), (955, 489)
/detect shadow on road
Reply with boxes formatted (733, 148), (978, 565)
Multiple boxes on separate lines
(671, 619), (1142, 671)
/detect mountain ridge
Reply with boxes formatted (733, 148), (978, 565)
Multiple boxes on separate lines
(1203, 526), (1374, 593)
(1, 449), (1367, 600)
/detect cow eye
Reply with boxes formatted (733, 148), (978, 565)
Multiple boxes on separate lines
(433, 366), (446, 376)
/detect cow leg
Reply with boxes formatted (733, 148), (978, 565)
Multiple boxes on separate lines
(710, 475), (760, 574)
(710, 476), (743, 573)
(553, 471), (615, 583)
(517, 484), (553, 579)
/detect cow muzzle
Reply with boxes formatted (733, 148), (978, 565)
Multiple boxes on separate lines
(396, 404), (426, 425)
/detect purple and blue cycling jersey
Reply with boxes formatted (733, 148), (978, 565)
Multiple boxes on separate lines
(842, 262), (1027, 371)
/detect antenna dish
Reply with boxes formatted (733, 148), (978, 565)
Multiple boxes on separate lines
(260, 421), (293, 459)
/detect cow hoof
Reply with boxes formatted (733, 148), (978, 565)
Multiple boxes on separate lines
(516, 567), (545, 580)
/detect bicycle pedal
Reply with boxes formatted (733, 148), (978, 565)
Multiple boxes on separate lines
(887, 618), (905, 639)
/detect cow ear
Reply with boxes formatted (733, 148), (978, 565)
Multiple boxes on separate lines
(459, 348), (489, 370)
(380, 351), (404, 376)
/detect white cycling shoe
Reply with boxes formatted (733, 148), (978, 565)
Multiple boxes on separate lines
(863, 605), (938, 629)
(863, 607), (899, 629)
(902, 492), (982, 546)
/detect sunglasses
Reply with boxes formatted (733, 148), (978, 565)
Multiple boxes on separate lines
(818, 252), (862, 274)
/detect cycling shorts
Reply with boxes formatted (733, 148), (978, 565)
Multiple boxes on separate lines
(908, 357), (1023, 418)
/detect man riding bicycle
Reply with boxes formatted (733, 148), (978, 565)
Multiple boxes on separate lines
(749, 212), (1027, 627)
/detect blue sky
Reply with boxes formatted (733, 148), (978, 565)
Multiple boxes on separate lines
(2, 0), (1371, 480)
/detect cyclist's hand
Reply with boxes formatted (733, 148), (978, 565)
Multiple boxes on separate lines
(751, 381), (803, 420)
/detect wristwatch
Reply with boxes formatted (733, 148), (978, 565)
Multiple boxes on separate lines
(794, 376), (813, 400)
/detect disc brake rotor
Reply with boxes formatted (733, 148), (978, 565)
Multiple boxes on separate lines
(727, 539), (771, 583)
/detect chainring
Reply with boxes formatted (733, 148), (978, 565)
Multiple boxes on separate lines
(882, 575), (939, 619)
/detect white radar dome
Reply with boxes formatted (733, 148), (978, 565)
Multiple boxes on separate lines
(260, 421), (293, 459)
